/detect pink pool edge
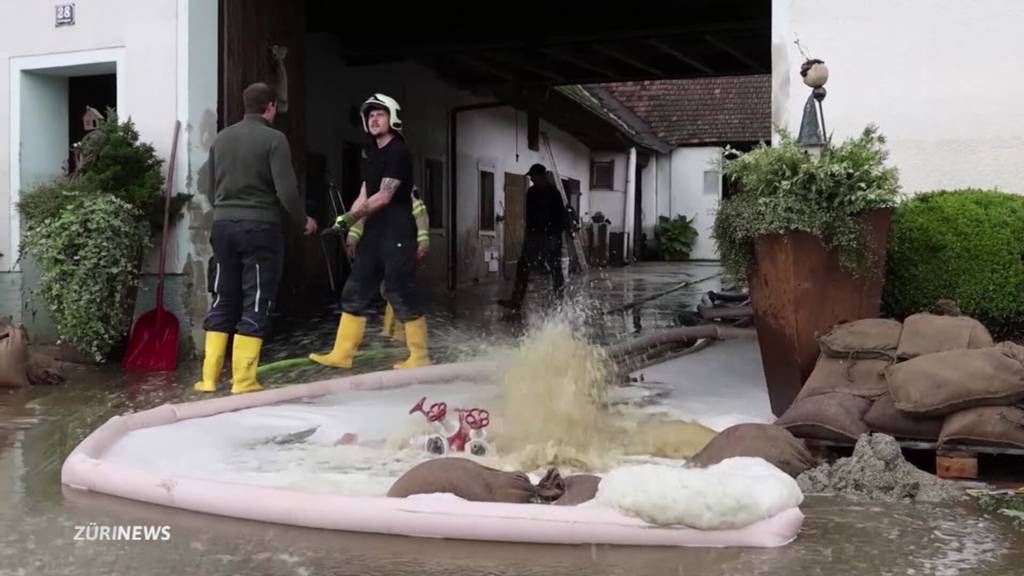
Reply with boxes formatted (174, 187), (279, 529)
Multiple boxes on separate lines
(61, 361), (805, 547)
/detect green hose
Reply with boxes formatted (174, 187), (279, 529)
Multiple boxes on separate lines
(256, 348), (405, 376)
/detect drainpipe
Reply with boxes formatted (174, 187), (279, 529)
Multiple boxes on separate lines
(623, 146), (638, 264)
(448, 102), (504, 292)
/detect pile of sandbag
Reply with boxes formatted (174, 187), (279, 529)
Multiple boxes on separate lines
(0, 317), (65, 388)
(776, 313), (1024, 450)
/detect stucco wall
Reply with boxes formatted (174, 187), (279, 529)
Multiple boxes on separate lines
(669, 147), (722, 261)
(773, 0), (1024, 195)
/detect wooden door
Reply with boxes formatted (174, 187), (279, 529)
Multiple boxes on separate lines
(503, 173), (527, 279)
(220, 0), (313, 312)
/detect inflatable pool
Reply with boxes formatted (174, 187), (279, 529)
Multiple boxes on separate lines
(61, 362), (804, 547)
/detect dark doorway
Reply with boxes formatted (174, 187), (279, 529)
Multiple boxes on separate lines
(341, 143), (363, 210)
(67, 74), (116, 173)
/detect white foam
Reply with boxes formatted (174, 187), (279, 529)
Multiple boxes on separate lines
(595, 457), (804, 530)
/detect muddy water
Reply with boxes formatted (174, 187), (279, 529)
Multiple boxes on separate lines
(3, 263), (1022, 575)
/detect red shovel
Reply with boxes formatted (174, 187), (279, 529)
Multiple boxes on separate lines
(123, 121), (181, 372)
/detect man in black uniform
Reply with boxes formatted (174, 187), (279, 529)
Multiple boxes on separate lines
(194, 82), (317, 394)
(499, 163), (568, 313)
(310, 93), (430, 370)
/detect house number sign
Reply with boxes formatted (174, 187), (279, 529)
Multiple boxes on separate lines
(56, 3), (75, 27)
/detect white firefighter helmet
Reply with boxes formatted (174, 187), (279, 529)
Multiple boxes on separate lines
(360, 93), (403, 134)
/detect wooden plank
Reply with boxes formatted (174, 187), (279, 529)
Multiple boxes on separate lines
(936, 451), (979, 480)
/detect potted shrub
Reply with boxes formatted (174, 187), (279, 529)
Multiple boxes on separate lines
(713, 125), (901, 415)
(17, 110), (189, 363)
(653, 214), (699, 261)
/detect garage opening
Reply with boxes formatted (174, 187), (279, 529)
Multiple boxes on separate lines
(217, 0), (770, 315)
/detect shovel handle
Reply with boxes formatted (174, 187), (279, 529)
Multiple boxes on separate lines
(156, 121), (181, 309)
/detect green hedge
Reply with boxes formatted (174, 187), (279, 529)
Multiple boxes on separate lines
(884, 189), (1024, 335)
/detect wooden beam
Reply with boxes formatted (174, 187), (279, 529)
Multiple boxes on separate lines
(542, 48), (619, 79)
(704, 34), (763, 71)
(647, 39), (714, 74)
(452, 54), (517, 82)
(483, 52), (564, 82)
(592, 44), (666, 77)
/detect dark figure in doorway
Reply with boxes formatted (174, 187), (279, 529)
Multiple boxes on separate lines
(194, 82), (318, 395)
(499, 163), (568, 313)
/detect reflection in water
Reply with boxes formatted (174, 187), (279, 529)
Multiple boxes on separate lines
(3, 263), (1021, 575)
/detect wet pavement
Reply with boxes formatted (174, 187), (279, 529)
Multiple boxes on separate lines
(2, 262), (1023, 575)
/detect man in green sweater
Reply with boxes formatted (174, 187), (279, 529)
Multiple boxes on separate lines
(194, 82), (317, 395)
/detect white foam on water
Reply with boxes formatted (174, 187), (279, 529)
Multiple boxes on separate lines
(103, 382), (502, 496)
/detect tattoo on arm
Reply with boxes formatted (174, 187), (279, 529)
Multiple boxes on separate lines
(379, 178), (401, 199)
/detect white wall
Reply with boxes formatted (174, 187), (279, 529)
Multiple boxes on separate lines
(588, 151), (627, 232)
(0, 0), (181, 271)
(669, 147), (722, 260)
(773, 0), (1024, 195)
(456, 107), (592, 284)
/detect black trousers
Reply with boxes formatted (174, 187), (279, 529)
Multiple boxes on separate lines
(342, 230), (421, 322)
(204, 220), (284, 339)
(510, 232), (564, 305)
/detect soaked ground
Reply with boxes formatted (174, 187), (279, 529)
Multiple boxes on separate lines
(2, 262), (1023, 575)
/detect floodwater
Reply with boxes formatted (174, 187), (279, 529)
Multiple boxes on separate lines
(2, 262), (1023, 576)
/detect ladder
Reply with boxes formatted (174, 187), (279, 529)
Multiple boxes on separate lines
(540, 132), (589, 274)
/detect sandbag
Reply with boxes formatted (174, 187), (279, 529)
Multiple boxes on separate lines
(27, 351), (65, 386)
(388, 458), (536, 503)
(689, 423), (816, 478)
(534, 468), (601, 506)
(775, 393), (872, 443)
(939, 406), (1024, 449)
(863, 394), (943, 441)
(885, 344), (1024, 416)
(819, 318), (902, 360)
(796, 356), (889, 402)
(896, 313), (993, 359)
(0, 318), (29, 387)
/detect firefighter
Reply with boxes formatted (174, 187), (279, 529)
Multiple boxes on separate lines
(310, 93), (430, 370)
(498, 163), (568, 313)
(194, 82), (318, 394)
(346, 186), (430, 342)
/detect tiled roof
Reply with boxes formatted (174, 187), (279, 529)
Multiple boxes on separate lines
(593, 75), (771, 146)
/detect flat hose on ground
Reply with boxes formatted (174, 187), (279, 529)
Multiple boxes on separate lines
(604, 325), (757, 360)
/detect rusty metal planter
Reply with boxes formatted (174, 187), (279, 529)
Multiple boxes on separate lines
(750, 208), (892, 416)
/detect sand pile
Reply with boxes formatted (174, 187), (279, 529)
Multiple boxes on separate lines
(797, 433), (967, 502)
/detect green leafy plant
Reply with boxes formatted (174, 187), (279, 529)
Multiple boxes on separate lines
(712, 125), (901, 279)
(654, 214), (699, 261)
(884, 189), (1024, 337)
(16, 110), (185, 361)
(21, 194), (150, 361)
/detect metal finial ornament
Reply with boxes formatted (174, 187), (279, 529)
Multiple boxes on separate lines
(797, 57), (830, 148)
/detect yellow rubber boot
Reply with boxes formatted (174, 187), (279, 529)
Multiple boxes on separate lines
(309, 313), (366, 369)
(392, 320), (406, 343)
(193, 331), (229, 392)
(230, 334), (264, 394)
(394, 316), (431, 370)
(381, 302), (396, 337)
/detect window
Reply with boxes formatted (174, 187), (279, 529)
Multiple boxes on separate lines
(591, 160), (614, 189)
(423, 158), (444, 230)
(703, 170), (722, 197)
(479, 170), (495, 233)
(527, 113), (539, 151)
